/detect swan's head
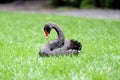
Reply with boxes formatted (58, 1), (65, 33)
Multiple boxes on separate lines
(44, 23), (52, 39)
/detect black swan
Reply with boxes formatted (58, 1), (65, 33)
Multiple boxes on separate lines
(39, 22), (82, 56)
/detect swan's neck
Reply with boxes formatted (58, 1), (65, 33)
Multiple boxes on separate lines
(52, 24), (65, 41)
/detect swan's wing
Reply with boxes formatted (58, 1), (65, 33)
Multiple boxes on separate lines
(40, 45), (66, 56)
(48, 39), (64, 50)
(40, 40), (69, 56)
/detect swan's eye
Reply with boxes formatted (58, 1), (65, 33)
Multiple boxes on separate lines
(44, 25), (51, 33)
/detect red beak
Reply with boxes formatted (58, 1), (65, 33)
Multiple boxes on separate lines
(44, 31), (49, 39)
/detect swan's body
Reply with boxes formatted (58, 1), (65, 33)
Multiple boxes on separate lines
(39, 22), (82, 56)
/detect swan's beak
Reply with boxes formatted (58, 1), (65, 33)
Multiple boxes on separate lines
(45, 31), (49, 39)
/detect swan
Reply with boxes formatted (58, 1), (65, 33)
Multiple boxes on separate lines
(39, 22), (82, 56)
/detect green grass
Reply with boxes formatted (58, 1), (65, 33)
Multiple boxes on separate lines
(0, 12), (120, 80)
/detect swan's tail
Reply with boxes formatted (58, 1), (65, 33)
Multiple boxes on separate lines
(69, 39), (82, 50)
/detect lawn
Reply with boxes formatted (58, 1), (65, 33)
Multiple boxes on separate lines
(0, 12), (120, 80)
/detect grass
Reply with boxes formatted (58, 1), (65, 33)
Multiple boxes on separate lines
(0, 12), (120, 80)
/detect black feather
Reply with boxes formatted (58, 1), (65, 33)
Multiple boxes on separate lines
(68, 39), (82, 50)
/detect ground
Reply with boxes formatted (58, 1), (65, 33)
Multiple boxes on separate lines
(0, 0), (120, 20)
(0, 13), (120, 80)
(0, 1), (120, 80)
